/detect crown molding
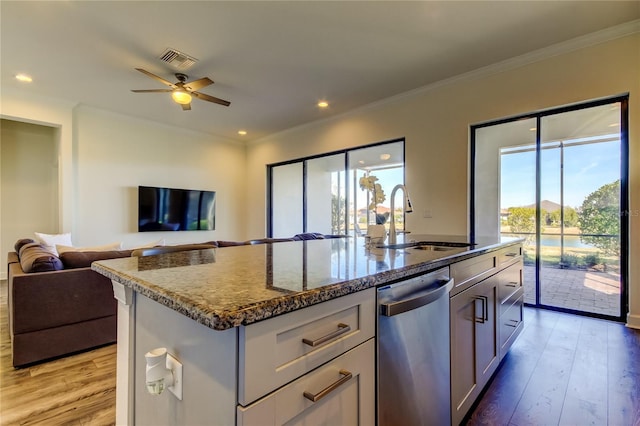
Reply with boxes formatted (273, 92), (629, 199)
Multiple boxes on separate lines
(251, 19), (640, 146)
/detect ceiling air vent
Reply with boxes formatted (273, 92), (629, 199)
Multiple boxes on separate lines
(159, 48), (198, 70)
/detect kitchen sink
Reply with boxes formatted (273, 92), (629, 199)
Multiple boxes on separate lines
(411, 245), (455, 251)
(377, 241), (474, 250)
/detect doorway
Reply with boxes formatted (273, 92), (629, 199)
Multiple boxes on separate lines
(471, 96), (628, 321)
(0, 119), (59, 279)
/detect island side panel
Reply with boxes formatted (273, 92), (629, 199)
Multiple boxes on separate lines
(134, 293), (237, 425)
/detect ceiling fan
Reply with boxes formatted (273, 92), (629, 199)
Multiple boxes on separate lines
(131, 68), (230, 111)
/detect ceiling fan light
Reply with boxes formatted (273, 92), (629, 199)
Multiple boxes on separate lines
(171, 90), (192, 105)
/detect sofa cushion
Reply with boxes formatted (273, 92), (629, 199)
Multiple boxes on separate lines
(56, 242), (122, 255)
(15, 238), (35, 253)
(34, 232), (73, 256)
(131, 243), (217, 257)
(292, 233), (325, 240)
(216, 240), (250, 247)
(60, 250), (134, 269)
(18, 243), (64, 273)
(130, 238), (165, 249)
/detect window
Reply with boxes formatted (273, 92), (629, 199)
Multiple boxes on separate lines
(268, 139), (405, 238)
(471, 96), (629, 321)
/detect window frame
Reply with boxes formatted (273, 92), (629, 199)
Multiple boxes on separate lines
(267, 138), (406, 237)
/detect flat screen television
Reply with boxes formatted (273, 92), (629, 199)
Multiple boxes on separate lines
(138, 186), (216, 232)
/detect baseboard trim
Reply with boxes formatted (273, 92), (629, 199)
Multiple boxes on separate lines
(626, 313), (640, 330)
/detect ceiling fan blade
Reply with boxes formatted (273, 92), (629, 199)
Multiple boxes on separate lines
(184, 77), (213, 92)
(131, 89), (173, 93)
(135, 68), (176, 88)
(181, 103), (192, 111)
(192, 91), (231, 107)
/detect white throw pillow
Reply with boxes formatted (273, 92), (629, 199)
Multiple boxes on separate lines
(56, 242), (123, 255)
(34, 232), (73, 256)
(130, 238), (165, 249)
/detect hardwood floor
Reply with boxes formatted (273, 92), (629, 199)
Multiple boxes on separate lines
(466, 307), (640, 426)
(0, 280), (116, 425)
(2, 277), (639, 426)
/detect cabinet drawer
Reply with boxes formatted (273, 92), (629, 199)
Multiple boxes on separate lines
(498, 262), (523, 305)
(450, 253), (496, 296)
(237, 339), (375, 426)
(498, 244), (522, 267)
(499, 289), (523, 358)
(238, 288), (375, 405)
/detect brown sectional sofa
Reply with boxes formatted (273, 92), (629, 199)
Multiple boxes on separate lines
(6, 242), (136, 368)
(6, 233), (343, 367)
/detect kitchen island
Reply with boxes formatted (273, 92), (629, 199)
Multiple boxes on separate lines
(93, 235), (523, 425)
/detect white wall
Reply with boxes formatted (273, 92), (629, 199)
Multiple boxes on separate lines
(72, 106), (247, 248)
(1, 120), (58, 269)
(246, 33), (640, 326)
(0, 89), (75, 233)
(0, 94), (249, 260)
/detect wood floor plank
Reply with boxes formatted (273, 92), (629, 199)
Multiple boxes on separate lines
(607, 322), (640, 426)
(557, 317), (609, 425)
(0, 280), (116, 425)
(508, 314), (581, 425)
(466, 308), (556, 426)
(466, 308), (640, 426)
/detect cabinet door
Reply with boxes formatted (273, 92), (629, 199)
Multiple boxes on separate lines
(450, 288), (476, 424)
(474, 277), (499, 385)
(450, 277), (499, 426)
(237, 339), (375, 426)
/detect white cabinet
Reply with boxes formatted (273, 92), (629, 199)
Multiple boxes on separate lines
(449, 244), (523, 425)
(238, 339), (375, 426)
(498, 261), (524, 359)
(237, 288), (376, 425)
(450, 275), (499, 426)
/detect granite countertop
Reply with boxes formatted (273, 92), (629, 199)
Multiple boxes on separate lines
(92, 234), (521, 331)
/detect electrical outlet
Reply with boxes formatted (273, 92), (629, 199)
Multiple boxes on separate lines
(423, 209), (432, 218)
(166, 353), (183, 400)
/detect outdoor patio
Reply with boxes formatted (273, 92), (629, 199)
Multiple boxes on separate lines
(523, 265), (621, 317)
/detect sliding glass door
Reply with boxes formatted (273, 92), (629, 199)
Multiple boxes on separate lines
(268, 139), (405, 238)
(472, 96), (628, 321)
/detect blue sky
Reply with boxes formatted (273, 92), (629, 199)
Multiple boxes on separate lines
(501, 139), (620, 209)
(354, 167), (405, 209)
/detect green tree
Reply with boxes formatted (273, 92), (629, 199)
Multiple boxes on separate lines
(548, 206), (578, 227)
(564, 207), (579, 227)
(331, 193), (346, 234)
(578, 180), (620, 257)
(507, 207), (536, 234)
(507, 207), (544, 245)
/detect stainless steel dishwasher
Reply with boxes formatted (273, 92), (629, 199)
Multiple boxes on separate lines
(377, 266), (454, 426)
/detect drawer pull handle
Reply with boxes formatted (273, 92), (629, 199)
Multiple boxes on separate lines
(506, 319), (519, 328)
(474, 296), (488, 323)
(505, 252), (518, 257)
(505, 282), (519, 288)
(303, 370), (353, 402)
(302, 323), (351, 347)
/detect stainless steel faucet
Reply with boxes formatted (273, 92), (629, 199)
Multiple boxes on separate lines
(388, 184), (413, 245)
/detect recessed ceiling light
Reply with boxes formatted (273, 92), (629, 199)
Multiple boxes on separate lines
(608, 123), (620, 127)
(380, 153), (391, 160)
(15, 74), (32, 83)
(529, 127), (537, 132)
(358, 160), (365, 165)
(317, 101), (329, 108)
(238, 130), (247, 136)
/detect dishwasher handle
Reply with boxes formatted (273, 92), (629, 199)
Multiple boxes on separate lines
(380, 278), (454, 317)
